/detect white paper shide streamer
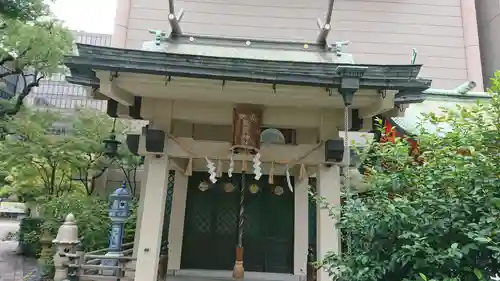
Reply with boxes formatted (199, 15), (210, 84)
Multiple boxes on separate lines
(205, 157), (217, 183)
(286, 169), (293, 192)
(252, 153), (262, 180)
(228, 154), (234, 178)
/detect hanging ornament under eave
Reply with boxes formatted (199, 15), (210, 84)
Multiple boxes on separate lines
(103, 118), (121, 159)
(299, 164), (308, 181)
(205, 157), (217, 183)
(268, 161), (275, 184)
(103, 135), (121, 158)
(198, 181), (210, 192)
(252, 153), (262, 180)
(228, 154), (234, 178)
(216, 159), (223, 178)
(231, 107), (262, 155)
(184, 157), (193, 176)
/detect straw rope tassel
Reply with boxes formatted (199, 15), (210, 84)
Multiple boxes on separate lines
(299, 164), (308, 181)
(216, 159), (223, 178)
(184, 157), (193, 176)
(268, 161), (275, 184)
(241, 153), (248, 172)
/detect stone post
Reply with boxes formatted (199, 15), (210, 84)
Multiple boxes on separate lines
(53, 214), (79, 281)
(39, 228), (54, 280)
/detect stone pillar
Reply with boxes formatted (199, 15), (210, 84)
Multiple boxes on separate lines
(294, 176), (309, 278)
(133, 159), (149, 258)
(316, 165), (341, 281)
(53, 214), (79, 281)
(39, 228), (54, 280)
(134, 155), (170, 281)
(167, 170), (188, 272)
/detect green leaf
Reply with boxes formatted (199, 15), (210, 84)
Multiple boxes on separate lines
(473, 268), (483, 280)
(474, 237), (491, 243)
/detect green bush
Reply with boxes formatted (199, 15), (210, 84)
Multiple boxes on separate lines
(123, 199), (138, 244)
(318, 82), (500, 280)
(19, 217), (44, 258)
(40, 194), (111, 252)
(20, 194), (138, 258)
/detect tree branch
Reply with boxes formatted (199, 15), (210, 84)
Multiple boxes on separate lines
(49, 163), (57, 195)
(56, 170), (66, 195)
(1, 72), (44, 116)
(0, 47), (32, 77)
(119, 165), (134, 193)
(0, 55), (15, 68)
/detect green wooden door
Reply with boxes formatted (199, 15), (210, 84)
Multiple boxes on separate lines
(181, 172), (294, 273)
(244, 175), (294, 273)
(181, 172), (240, 270)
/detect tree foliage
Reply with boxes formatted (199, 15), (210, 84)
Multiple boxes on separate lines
(68, 109), (126, 196)
(0, 0), (49, 21)
(0, 109), (74, 197)
(319, 72), (500, 281)
(0, 0), (73, 116)
(0, 108), (141, 199)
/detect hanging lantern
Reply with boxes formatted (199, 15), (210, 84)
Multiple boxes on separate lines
(103, 134), (121, 158)
(103, 118), (121, 159)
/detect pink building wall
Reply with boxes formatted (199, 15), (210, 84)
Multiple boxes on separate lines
(476, 0), (500, 89)
(111, 0), (484, 90)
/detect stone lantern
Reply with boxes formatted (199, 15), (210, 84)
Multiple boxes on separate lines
(102, 183), (132, 275)
(53, 214), (79, 281)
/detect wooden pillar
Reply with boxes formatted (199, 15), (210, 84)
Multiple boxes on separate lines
(294, 176), (309, 277)
(134, 155), (170, 281)
(167, 170), (189, 272)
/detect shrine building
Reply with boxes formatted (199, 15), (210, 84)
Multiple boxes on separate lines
(63, 1), (489, 280)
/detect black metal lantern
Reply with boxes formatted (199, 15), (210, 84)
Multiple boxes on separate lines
(103, 118), (121, 159)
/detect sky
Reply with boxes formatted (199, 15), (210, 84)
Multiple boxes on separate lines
(50, 0), (117, 34)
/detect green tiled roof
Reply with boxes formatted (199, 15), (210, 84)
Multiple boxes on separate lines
(391, 94), (491, 135)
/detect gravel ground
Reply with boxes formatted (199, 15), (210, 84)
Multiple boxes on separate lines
(0, 220), (39, 281)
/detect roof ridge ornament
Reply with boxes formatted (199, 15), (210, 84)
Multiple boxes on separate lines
(423, 81), (492, 97)
(331, 41), (354, 64)
(142, 30), (168, 52)
(149, 30), (167, 46)
(317, 0), (335, 44)
(167, 0), (184, 36)
(410, 48), (418, 64)
(333, 41), (350, 56)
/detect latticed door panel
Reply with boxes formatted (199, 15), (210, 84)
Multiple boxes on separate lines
(212, 176), (240, 269)
(181, 172), (239, 270)
(243, 181), (265, 272)
(244, 175), (294, 274)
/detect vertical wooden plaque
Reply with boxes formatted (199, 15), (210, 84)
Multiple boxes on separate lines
(232, 107), (262, 154)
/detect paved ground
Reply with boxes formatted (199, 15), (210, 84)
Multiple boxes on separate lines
(0, 219), (38, 281)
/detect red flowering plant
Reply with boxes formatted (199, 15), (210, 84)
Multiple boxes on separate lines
(316, 72), (500, 281)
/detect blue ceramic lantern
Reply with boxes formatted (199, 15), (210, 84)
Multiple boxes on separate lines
(104, 182), (132, 269)
(109, 182), (132, 222)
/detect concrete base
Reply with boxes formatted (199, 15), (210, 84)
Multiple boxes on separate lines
(173, 269), (300, 281)
(101, 252), (122, 276)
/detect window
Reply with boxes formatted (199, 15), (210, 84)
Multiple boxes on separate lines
(33, 97), (51, 107)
